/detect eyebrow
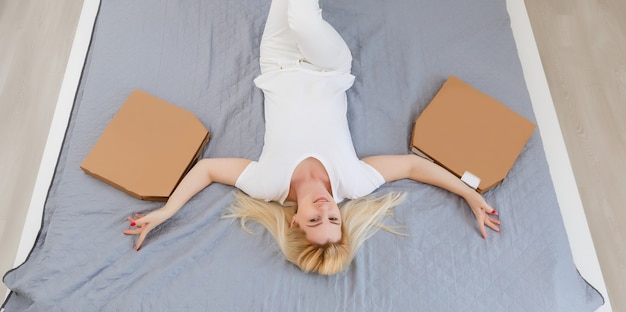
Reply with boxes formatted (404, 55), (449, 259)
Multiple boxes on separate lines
(306, 221), (341, 228)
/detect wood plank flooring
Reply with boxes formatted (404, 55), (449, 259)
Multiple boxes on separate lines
(525, 0), (626, 310)
(0, 0), (83, 297)
(1, 0), (624, 310)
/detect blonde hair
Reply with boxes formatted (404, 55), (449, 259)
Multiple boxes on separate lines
(223, 191), (406, 275)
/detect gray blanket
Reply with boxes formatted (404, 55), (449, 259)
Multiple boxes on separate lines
(3, 0), (604, 311)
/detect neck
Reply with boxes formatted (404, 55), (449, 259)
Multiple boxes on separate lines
(287, 158), (332, 202)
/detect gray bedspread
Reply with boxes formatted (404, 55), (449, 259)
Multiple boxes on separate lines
(3, 0), (604, 311)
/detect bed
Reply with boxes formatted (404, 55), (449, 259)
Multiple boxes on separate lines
(2, 0), (609, 311)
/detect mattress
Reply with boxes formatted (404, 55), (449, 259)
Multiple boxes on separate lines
(3, 0), (606, 311)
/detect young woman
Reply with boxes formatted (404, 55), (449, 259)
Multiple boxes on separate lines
(124, 0), (500, 275)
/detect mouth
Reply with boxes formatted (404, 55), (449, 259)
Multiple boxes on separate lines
(314, 197), (329, 203)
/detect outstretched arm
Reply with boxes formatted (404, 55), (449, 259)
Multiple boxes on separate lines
(124, 158), (251, 250)
(362, 154), (500, 238)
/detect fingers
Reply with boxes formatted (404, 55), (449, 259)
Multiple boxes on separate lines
(487, 215), (501, 225)
(477, 209), (500, 239)
(123, 228), (143, 235)
(485, 215), (500, 232)
(126, 214), (145, 230)
(476, 214), (487, 239)
(479, 223), (487, 239)
(483, 212), (501, 237)
(130, 214), (145, 226)
(136, 229), (148, 251)
(125, 213), (149, 251)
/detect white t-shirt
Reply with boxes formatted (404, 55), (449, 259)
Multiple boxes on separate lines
(235, 67), (385, 204)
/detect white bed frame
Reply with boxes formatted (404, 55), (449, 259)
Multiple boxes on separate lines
(8, 0), (612, 310)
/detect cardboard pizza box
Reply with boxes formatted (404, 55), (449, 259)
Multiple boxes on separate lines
(81, 89), (210, 201)
(410, 75), (536, 193)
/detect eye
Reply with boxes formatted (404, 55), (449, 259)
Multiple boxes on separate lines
(329, 217), (338, 221)
(309, 217), (320, 222)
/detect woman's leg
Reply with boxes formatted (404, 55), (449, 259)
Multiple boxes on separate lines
(287, 0), (352, 73)
(259, 0), (303, 74)
(260, 0), (352, 74)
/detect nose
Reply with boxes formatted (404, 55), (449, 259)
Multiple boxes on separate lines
(316, 202), (331, 212)
(316, 202), (327, 211)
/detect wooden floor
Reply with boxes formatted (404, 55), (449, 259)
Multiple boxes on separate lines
(0, 0), (84, 298)
(525, 0), (626, 310)
(1, 0), (624, 310)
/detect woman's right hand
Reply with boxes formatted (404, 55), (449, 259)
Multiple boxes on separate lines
(123, 208), (174, 251)
(121, 158), (251, 251)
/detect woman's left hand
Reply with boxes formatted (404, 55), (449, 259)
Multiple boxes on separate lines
(464, 192), (500, 239)
(362, 154), (501, 238)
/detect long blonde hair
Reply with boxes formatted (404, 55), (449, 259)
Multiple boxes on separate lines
(223, 191), (406, 275)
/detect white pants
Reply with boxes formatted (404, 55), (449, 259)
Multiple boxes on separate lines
(259, 0), (353, 74)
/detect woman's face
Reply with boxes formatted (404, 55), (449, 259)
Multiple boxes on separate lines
(292, 195), (342, 245)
